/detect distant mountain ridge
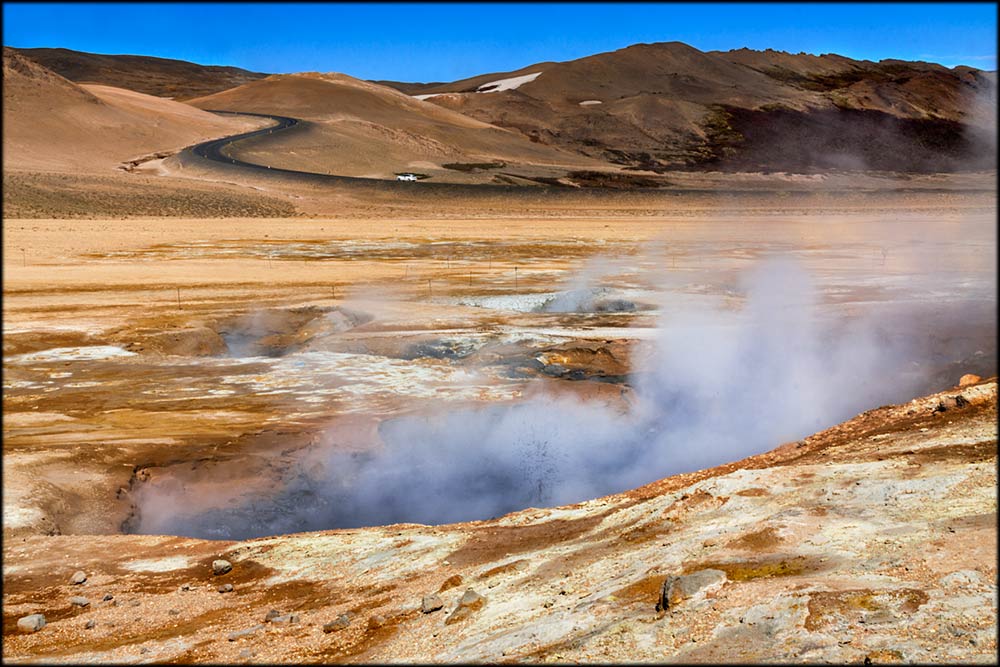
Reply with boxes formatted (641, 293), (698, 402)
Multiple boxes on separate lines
(10, 47), (268, 100)
(379, 42), (997, 173)
(7, 43), (996, 177)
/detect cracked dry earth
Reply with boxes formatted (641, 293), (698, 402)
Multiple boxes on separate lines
(3, 379), (996, 663)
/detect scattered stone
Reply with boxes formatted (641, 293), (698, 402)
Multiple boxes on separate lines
(543, 600), (554, 609)
(269, 613), (299, 624)
(959, 374), (981, 387)
(71, 570), (87, 585)
(85, 619), (96, 629)
(445, 589), (486, 625)
(228, 624), (265, 641)
(218, 583), (234, 593)
(17, 614), (46, 633)
(264, 609), (283, 622)
(368, 614), (386, 629)
(140, 647), (150, 654)
(421, 594), (444, 613)
(212, 559), (233, 576)
(323, 614), (351, 633)
(181, 584), (190, 592)
(102, 594), (114, 601)
(168, 609), (180, 616)
(656, 569), (727, 612)
(70, 596), (91, 607)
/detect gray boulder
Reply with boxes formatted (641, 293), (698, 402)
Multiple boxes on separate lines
(70, 596), (90, 607)
(18, 614), (46, 633)
(212, 559), (233, 576)
(421, 594), (444, 613)
(323, 613), (352, 633)
(71, 570), (87, 585)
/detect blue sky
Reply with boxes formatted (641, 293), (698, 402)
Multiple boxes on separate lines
(3, 2), (996, 81)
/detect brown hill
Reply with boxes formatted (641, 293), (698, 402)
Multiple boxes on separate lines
(186, 72), (606, 183)
(396, 42), (996, 173)
(2, 47), (265, 173)
(11, 47), (267, 100)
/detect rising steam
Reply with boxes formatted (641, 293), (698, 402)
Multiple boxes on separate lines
(132, 251), (970, 540)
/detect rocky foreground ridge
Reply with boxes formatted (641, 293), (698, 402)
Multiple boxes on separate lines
(3, 378), (996, 663)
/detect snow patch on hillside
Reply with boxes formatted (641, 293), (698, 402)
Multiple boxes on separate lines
(476, 72), (542, 93)
(413, 71), (542, 100)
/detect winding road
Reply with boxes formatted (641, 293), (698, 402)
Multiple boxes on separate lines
(190, 110), (304, 173)
(184, 109), (524, 192)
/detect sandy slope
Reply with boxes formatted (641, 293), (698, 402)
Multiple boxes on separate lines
(186, 72), (606, 182)
(2, 48), (267, 174)
(11, 46), (268, 100)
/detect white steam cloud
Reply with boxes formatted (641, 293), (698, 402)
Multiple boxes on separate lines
(132, 252), (968, 540)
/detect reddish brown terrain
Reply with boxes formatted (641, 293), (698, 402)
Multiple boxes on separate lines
(10, 47), (268, 100)
(386, 42), (997, 174)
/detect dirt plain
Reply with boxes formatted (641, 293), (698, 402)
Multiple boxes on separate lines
(3, 163), (997, 660)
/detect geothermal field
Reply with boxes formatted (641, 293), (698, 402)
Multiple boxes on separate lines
(3, 26), (998, 664)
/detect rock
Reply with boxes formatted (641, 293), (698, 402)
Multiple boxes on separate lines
(323, 614), (352, 633)
(212, 559), (233, 576)
(180, 584), (190, 592)
(168, 609), (180, 616)
(102, 594), (114, 601)
(228, 624), (265, 641)
(269, 613), (299, 624)
(421, 594), (444, 613)
(368, 614), (386, 629)
(239, 648), (255, 658)
(140, 647), (149, 654)
(959, 374), (981, 387)
(85, 619), (96, 629)
(17, 614), (46, 633)
(71, 570), (87, 585)
(656, 569), (727, 611)
(130, 600), (142, 607)
(218, 583), (234, 593)
(70, 596), (91, 607)
(445, 589), (486, 625)
(264, 609), (283, 622)
(459, 589), (486, 607)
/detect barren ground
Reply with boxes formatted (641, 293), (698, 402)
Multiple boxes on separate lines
(3, 185), (996, 662)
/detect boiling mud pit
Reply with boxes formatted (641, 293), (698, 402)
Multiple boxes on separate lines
(3, 208), (995, 540)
